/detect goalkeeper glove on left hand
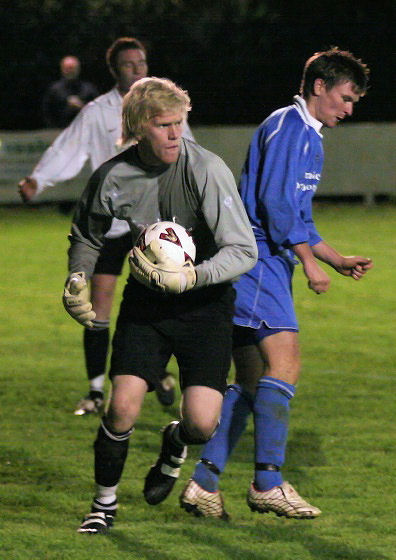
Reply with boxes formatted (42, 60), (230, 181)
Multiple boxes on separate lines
(63, 271), (95, 327)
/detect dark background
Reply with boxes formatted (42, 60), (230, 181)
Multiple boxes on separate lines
(1, 0), (395, 130)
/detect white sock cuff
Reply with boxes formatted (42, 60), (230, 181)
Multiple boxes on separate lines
(90, 374), (106, 392)
(95, 484), (118, 506)
(88, 319), (110, 330)
(101, 419), (134, 441)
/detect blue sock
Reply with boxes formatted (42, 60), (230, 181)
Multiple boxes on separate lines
(253, 377), (295, 492)
(193, 384), (253, 492)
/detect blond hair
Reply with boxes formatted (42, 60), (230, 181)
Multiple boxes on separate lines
(121, 77), (191, 144)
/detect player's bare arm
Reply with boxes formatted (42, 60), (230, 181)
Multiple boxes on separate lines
(293, 241), (331, 294)
(331, 255), (373, 280)
(18, 176), (38, 203)
(312, 240), (373, 280)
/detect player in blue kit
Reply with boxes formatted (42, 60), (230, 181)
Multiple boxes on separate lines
(180, 47), (373, 520)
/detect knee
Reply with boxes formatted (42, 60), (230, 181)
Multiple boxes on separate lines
(266, 360), (301, 385)
(181, 418), (218, 445)
(107, 397), (139, 433)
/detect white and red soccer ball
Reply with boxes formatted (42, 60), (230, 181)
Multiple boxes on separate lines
(135, 221), (196, 265)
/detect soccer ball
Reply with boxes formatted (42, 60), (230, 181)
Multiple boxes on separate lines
(136, 221), (196, 265)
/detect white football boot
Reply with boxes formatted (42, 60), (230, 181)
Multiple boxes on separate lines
(180, 479), (230, 520)
(247, 481), (321, 518)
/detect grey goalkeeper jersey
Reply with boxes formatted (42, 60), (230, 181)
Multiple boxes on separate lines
(68, 138), (257, 288)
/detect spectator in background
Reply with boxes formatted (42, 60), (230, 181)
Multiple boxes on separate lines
(18, 37), (194, 414)
(42, 55), (99, 128)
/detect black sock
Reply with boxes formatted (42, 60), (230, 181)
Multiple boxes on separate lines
(84, 323), (109, 381)
(94, 419), (133, 487)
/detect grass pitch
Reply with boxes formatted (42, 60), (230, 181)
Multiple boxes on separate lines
(0, 203), (395, 560)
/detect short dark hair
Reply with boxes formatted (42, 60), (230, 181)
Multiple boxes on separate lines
(300, 47), (369, 98)
(106, 37), (146, 75)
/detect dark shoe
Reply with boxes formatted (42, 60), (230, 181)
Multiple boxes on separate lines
(77, 511), (114, 534)
(74, 391), (104, 416)
(143, 421), (187, 505)
(155, 373), (176, 406)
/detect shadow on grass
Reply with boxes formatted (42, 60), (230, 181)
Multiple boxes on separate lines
(109, 518), (389, 560)
(286, 429), (327, 467)
(1, 444), (97, 502)
(0, 446), (68, 488)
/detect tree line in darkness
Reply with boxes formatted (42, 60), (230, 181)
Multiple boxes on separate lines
(1, 0), (394, 129)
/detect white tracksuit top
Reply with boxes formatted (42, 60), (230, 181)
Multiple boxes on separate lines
(31, 87), (195, 238)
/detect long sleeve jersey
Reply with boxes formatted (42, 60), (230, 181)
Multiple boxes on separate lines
(32, 88), (123, 194)
(31, 87), (195, 238)
(239, 95), (324, 258)
(68, 138), (258, 288)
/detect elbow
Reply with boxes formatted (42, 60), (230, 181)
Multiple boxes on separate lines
(251, 237), (259, 262)
(250, 251), (258, 269)
(246, 243), (258, 271)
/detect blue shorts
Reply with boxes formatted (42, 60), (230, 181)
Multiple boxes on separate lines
(233, 254), (298, 330)
(233, 324), (296, 348)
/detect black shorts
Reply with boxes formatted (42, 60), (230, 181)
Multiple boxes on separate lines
(93, 233), (134, 276)
(109, 277), (236, 395)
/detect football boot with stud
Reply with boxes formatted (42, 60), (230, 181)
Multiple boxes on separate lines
(144, 421), (187, 505)
(247, 481), (322, 519)
(77, 511), (115, 534)
(155, 373), (176, 406)
(74, 391), (104, 416)
(180, 479), (230, 520)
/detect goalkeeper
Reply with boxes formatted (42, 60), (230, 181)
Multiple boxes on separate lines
(63, 76), (258, 534)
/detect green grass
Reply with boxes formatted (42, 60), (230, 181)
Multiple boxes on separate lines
(0, 203), (395, 560)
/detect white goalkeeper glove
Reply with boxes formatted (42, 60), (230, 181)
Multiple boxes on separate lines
(129, 239), (196, 294)
(63, 271), (96, 327)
